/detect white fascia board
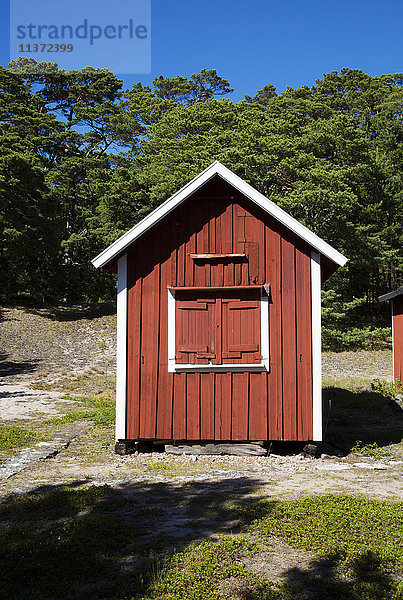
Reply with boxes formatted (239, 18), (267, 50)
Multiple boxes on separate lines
(379, 286), (403, 303)
(92, 162), (220, 269)
(92, 161), (348, 269)
(214, 163), (347, 267)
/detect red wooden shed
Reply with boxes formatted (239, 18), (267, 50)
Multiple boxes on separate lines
(92, 162), (347, 447)
(379, 287), (403, 382)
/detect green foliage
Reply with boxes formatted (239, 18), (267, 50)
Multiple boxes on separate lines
(1, 485), (402, 600)
(1, 484), (113, 519)
(0, 484), (146, 600)
(1, 60), (403, 345)
(0, 424), (42, 451)
(142, 537), (279, 600)
(371, 377), (403, 398)
(252, 495), (403, 575)
(350, 440), (387, 459)
(322, 290), (392, 350)
(46, 394), (115, 426)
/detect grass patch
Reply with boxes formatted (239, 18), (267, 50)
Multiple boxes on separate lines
(62, 374), (116, 395)
(0, 424), (42, 452)
(1, 486), (402, 600)
(45, 394), (115, 426)
(251, 494), (403, 576)
(142, 536), (280, 600)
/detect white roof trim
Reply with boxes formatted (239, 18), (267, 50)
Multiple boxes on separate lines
(92, 161), (348, 269)
(379, 287), (403, 302)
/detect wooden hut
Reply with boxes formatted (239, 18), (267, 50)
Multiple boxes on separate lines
(92, 162), (347, 448)
(379, 287), (403, 382)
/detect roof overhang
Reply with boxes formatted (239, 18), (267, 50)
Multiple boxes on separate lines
(379, 287), (403, 302)
(92, 161), (348, 270)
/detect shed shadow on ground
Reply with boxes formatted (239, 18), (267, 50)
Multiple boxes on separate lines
(323, 386), (403, 453)
(0, 477), (264, 599)
(0, 352), (38, 377)
(24, 302), (116, 322)
(0, 477), (399, 600)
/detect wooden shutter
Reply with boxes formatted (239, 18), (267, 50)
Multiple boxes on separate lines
(175, 298), (215, 364)
(175, 289), (262, 366)
(222, 298), (261, 363)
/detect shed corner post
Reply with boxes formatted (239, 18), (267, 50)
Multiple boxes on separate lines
(116, 254), (128, 441)
(311, 251), (322, 441)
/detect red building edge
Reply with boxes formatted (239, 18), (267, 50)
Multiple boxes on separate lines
(379, 287), (403, 383)
(92, 162), (348, 448)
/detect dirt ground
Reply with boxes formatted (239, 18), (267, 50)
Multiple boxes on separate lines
(0, 305), (402, 591)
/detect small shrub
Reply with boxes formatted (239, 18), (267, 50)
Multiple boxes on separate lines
(371, 378), (403, 399)
(350, 440), (386, 459)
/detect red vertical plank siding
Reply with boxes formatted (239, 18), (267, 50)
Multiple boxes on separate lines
(296, 248), (313, 440)
(233, 204), (243, 286)
(124, 189), (315, 443)
(185, 207), (196, 287)
(186, 373), (200, 439)
(249, 372), (268, 440)
(231, 373), (249, 440)
(203, 200), (212, 287)
(156, 225), (174, 440)
(211, 209), (224, 286)
(222, 203), (235, 286)
(195, 200), (209, 287)
(176, 212), (186, 287)
(266, 226), (283, 440)
(173, 374), (186, 439)
(244, 210), (267, 439)
(215, 372), (232, 440)
(126, 246), (141, 439)
(281, 238), (297, 440)
(200, 373), (215, 439)
(393, 296), (403, 382)
(139, 236), (160, 438)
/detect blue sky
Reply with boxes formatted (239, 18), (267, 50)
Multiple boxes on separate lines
(2, 0), (403, 99)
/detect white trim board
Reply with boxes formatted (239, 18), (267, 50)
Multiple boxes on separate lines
(379, 287), (403, 302)
(311, 251), (322, 442)
(92, 161), (348, 270)
(115, 254), (127, 441)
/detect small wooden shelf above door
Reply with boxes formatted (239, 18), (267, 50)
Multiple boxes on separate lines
(190, 253), (247, 260)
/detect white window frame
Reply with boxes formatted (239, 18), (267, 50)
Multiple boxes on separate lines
(168, 286), (270, 373)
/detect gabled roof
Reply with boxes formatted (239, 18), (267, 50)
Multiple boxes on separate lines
(92, 161), (348, 269)
(379, 287), (403, 302)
